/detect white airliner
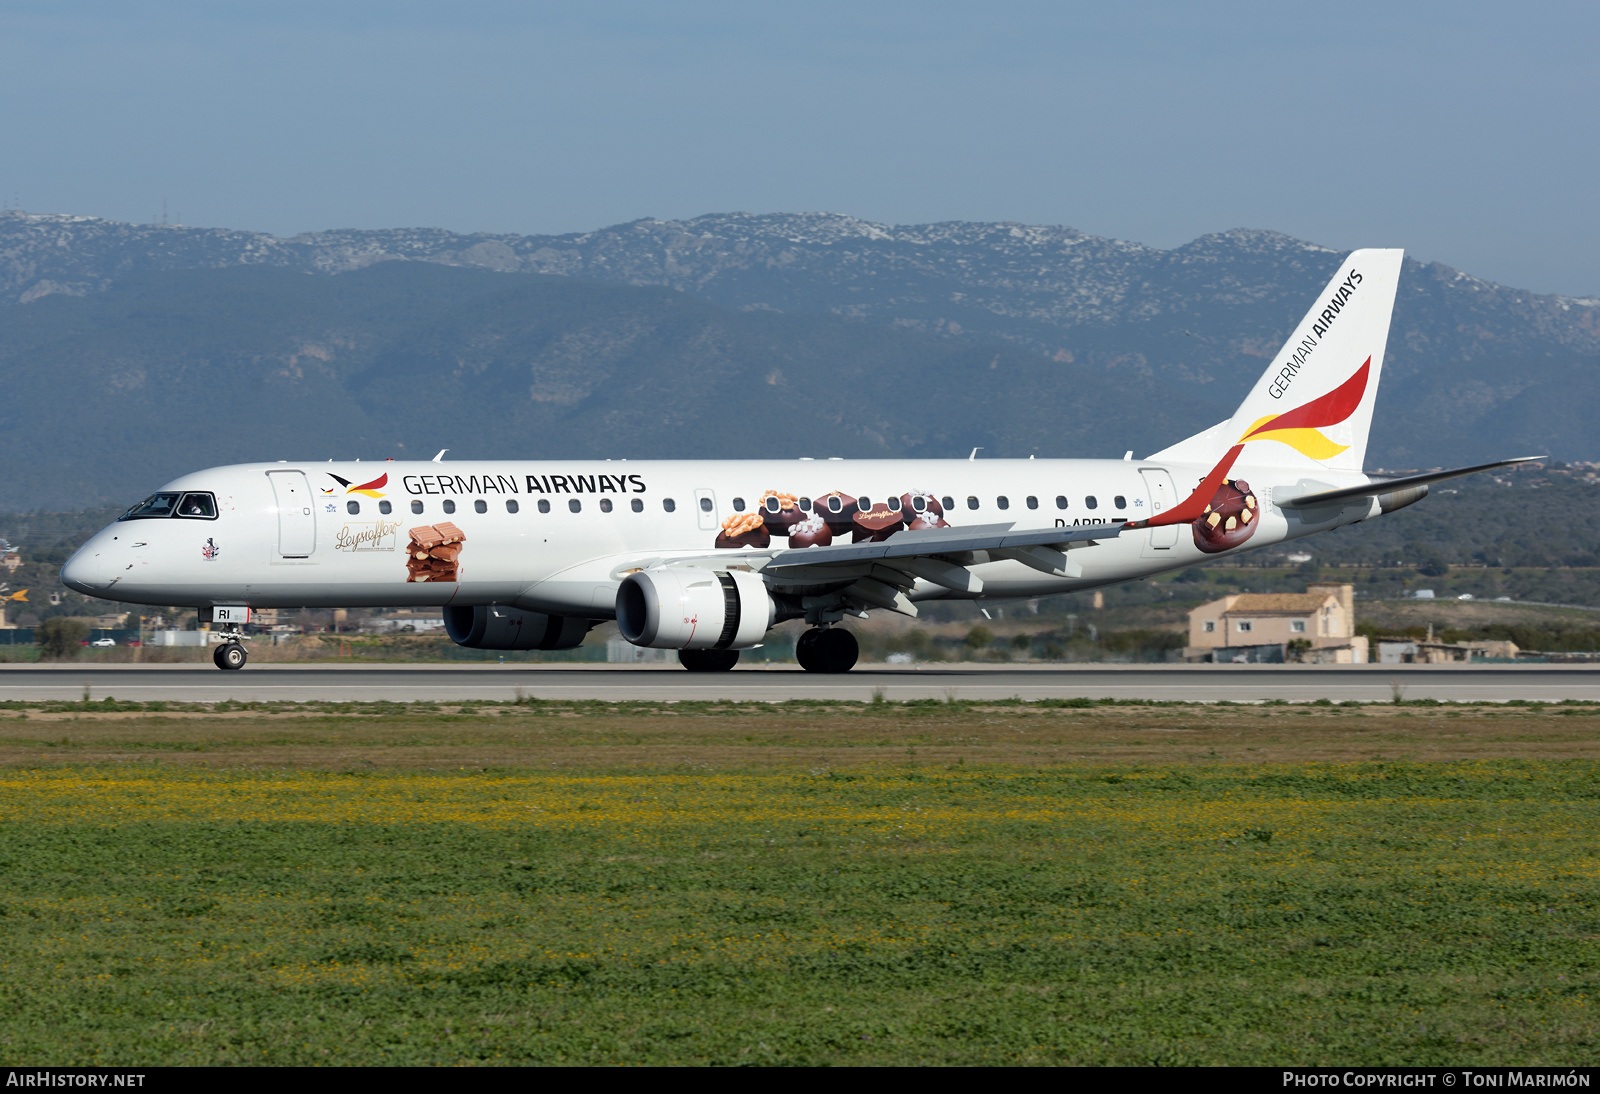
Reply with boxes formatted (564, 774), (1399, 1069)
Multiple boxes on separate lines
(62, 249), (1534, 672)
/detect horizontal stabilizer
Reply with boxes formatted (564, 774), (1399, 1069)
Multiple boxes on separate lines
(1277, 456), (1545, 508)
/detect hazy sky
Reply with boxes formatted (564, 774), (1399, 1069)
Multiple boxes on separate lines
(4, 2), (1597, 295)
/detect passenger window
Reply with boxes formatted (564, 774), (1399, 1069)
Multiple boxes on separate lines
(121, 493), (181, 520)
(887, 495), (901, 512)
(799, 497), (812, 512)
(506, 500), (519, 514)
(699, 497), (713, 512)
(966, 496), (979, 510)
(911, 495), (926, 512)
(1055, 495), (1068, 509)
(1026, 496), (1039, 510)
(442, 500), (457, 514)
(764, 496), (781, 513)
(1114, 495), (1126, 509)
(411, 500), (424, 515)
(569, 499), (582, 513)
(732, 497), (745, 512)
(663, 498), (676, 513)
(600, 498), (613, 513)
(347, 500), (360, 515)
(379, 500), (392, 515)
(631, 498), (643, 512)
(474, 500), (487, 514)
(827, 496), (842, 513)
(538, 500), (551, 514)
(942, 496), (955, 511)
(996, 496), (1009, 510)
(858, 496), (871, 509)
(1085, 496), (1098, 510)
(176, 493), (216, 519)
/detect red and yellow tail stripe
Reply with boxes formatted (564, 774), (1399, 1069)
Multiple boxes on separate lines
(1238, 357), (1370, 460)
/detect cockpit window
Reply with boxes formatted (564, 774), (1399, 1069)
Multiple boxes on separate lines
(122, 491), (219, 520)
(119, 493), (182, 520)
(177, 493), (218, 519)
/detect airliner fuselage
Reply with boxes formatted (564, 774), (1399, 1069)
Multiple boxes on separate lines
(61, 456), (1377, 614)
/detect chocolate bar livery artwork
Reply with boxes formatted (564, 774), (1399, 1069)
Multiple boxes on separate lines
(716, 489), (954, 549)
(406, 522), (465, 582)
(1192, 478), (1258, 553)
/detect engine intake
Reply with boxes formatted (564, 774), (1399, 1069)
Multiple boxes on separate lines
(616, 568), (773, 650)
(444, 606), (593, 651)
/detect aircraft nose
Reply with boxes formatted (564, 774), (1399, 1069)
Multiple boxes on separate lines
(61, 546), (107, 594)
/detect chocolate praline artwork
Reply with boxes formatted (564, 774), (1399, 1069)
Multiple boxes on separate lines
(902, 491), (949, 531)
(786, 513), (833, 548)
(852, 501), (905, 542)
(811, 491), (858, 530)
(758, 491), (804, 535)
(1193, 478), (1259, 553)
(715, 512), (770, 549)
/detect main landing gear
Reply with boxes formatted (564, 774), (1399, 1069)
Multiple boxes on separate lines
(678, 649), (740, 672)
(674, 628), (860, 673)
(796, 627), (858, 674)
(212, 640), (248, 671)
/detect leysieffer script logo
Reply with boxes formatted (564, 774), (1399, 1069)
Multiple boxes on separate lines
(334, 520), (401, 552)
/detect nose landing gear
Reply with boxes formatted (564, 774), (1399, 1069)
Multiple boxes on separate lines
(796, 627), (858, 673)
(212, 639), (248, 671)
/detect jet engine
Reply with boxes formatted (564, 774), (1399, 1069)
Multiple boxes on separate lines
(444, 605), (593, 651)
(1376, 484), (1429, 514)
(616, 568), (773, 650)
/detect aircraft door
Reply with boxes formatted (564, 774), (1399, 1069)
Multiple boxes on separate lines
(693, 489), (718, 532)
(1139, 468), (1180, 553)
(267, 470), (317, 557)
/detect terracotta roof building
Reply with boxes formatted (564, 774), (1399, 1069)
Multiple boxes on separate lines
(1187, 583), (1368, 663)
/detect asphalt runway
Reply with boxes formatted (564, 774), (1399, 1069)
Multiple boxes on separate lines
(2, 662), (1599, 703)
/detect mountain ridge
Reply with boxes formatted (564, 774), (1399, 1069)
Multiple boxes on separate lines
(2, 209), (1598, 507)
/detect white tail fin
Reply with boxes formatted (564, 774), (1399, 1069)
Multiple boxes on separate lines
(1151, 248), (1403, 472)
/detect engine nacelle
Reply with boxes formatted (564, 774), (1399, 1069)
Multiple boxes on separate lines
(616, 568), (773, 650)
(1377, 484), (1429, 514)
(444, 605), (593, 651)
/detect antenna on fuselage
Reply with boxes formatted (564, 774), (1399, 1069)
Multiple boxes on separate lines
(432, 450), (448, 462)
(969, 447), (982, 461)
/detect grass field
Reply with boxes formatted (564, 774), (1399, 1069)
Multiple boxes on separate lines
(0, 699), (1597, 1065)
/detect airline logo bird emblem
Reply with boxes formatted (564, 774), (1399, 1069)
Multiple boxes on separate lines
(323, 472), (389, 499)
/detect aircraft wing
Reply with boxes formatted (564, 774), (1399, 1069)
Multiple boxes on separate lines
(1277, 456), (1545, 508)
(620, 521), (1126, 616)
(763, 520), (1123, 569)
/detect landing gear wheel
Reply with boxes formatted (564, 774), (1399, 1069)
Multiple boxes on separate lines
(795, 628), (822, 670)
(213, 642), (247, 671)
(796, 627), (858, 673)
(678, 648), (740, 672)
